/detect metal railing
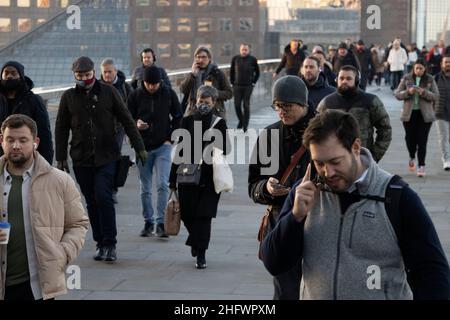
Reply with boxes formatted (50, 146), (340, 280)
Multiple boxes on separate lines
(34, 59), (281, 108)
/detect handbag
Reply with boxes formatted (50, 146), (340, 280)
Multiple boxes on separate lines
(114, 155), (132, 188)
(257, 145), (307, 261)
(176, 161), (202, 185)
(164, 190), (181, 236)
(212, 147), (233, 193)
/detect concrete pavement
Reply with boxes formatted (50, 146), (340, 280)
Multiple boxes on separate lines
(47, 83), (450, 300)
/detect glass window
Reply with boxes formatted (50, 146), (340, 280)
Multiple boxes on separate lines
(157, 18), (171, 32)
(18, 18), (32, 32)
(239, 0), (252, 5)
(217, 0), (232, 5)
(239, 18), (253, 31)
(0, 0), (10, 6)
(198, 0), (210, 5)
(177, 43), (191, 57)
(58, 0), (69, 7)
(178, 0), (191, 5)
(136, 43), (150, 56)
(36, 18), (46, 25)
(220, 43), (233, 57)
(37, 0), (50, 8)
(198, 18), (211, 32)
(137, 0), (150, 5)
(177, 18), (191, 32)
(136, 18), (150, 32)
(157, 43), (171, 58)
(0, 18), (11, 32)
(219, 18), (232, 31)
(157, 0), (170, 6)
(17, 0), (31, 7)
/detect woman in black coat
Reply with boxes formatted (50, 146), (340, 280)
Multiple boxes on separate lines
(169, 85), (230, 269)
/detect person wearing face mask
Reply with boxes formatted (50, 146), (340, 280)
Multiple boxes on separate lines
(317, 65), (392, 162)
(0, 61), (53, 164)
(55, 56), (147, 263)
(127, 66), (182, 238)
(169, 85), (230, 269)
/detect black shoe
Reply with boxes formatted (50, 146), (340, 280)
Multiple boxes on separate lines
(195, 250), (207, 269)
(104, 246), (117, 263)
(191, 247), (198, 257)
(156, 224), (169, 238)
(140, 221), (154, 237)
(237, 122), (242, 129)
(93, 246), (106, 261)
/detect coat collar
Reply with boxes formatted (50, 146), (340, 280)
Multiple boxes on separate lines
(0, 152), (52, 181)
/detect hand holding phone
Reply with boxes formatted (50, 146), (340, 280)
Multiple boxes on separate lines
(266, 177), (290, 197)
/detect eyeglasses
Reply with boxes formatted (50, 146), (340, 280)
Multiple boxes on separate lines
(271, 102), (295, 113)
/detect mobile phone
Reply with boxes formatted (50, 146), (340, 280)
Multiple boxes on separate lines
(310, 161), (324, 185)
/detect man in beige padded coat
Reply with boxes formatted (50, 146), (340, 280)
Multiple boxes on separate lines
(0, 114), (88, 300)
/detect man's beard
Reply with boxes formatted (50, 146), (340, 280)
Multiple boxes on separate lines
(323, 154), (359, 192)
(7, 153), (29, 167)
(338, 84), (357, 96)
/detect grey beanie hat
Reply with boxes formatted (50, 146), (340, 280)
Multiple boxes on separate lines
(272, 75), (309, 106)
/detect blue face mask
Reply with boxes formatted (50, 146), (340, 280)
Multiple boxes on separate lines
(195, 103), (212, 115)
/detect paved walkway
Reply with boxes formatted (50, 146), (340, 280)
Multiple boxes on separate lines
(46, 83), (450, 300)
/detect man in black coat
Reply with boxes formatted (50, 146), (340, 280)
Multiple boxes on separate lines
(131, 48), (171, 89)
(273, 39), (306, 77)
(299, 56), (336, 110)
(352, 40), (374, 91)
(0, 61), (53, 164)
(249, 75), (315, 300)
(55, 56), (147, 263)
(100, 57), (134, 203)
(127, 66), (183, 238)
(332, 42), (361, 74)
(230, 43), (260, 132)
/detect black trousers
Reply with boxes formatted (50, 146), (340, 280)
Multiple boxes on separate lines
(182, 217), (212, 250)
(3, 281), (53, 301)
(273, 259), (302, 300)
(233, 85), (253, 130)
(403, 110), (432, 166)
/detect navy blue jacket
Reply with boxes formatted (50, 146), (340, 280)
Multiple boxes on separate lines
(262, 180), (450, 300)
(301, 73), (336, 111)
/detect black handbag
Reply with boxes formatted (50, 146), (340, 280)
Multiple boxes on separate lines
(114, 155), (132, 188)
(176, 161), (202, 185)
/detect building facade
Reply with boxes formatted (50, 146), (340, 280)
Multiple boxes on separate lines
(129, 0), (263, 71)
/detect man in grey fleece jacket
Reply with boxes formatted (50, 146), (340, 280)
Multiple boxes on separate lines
(262, 110), (450, 300)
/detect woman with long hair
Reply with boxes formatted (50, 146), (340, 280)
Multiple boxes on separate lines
(395, 59), (439, 177)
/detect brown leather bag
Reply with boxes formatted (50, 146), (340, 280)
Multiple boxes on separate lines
(257, 145), (306, 260)
(164, 190), (181, 236)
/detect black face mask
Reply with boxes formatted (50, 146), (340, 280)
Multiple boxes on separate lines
(1, 79), (22, 90)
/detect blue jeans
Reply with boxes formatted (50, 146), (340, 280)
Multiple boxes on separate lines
(137, 143), (172, 225)
(73, 162), (117, 247)
(390, 71), (403, 90)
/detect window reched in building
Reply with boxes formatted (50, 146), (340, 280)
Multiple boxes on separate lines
(239, 18), (253, 31)
(18, 18), (32, 32)
(220, 43), (233, 56)
(136, 18), (150, 32)
(0, 18), (11, 32)
(157, 18), (171, 32)
(157, 0), (171, 6)
(178, 0), (191, 5)
(17, 0), (31, 7)
(178, 43), (191, 57)
(219, 18), (232, 31)
(157, 43), (171, 57)
(177, 18), (191, 32)
(198, 18), (211, 32)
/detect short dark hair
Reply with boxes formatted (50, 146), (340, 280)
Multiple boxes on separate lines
(303, 110), (360, 152)
(442, 54), (450, 59)
(1, 114), (38, 139)
(304, 56), (321, 68)
(339, 65), (359, 77)
(140, 48), (156, 62)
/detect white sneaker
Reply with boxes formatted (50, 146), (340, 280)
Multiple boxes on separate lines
(444, 160), (450, 171)
(417, 166), (426, 177)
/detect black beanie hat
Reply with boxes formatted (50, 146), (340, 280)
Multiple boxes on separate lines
(143, 66), (161, 84)
(1, 61), (25, 80)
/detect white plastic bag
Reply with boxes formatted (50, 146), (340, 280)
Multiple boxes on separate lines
(212, 147), (233, 193)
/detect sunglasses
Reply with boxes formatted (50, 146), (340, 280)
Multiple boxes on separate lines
(271, 102), (296, 113)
